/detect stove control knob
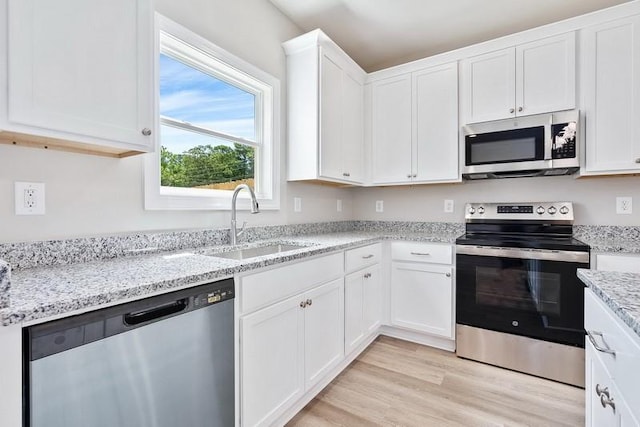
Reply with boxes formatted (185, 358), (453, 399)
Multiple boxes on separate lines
(477, 206), (485, 214)
(468, 207), (476, 215)
(536, 206), (545, 215)
(548, 206), (557, 215)
(560, 205), (569, 215)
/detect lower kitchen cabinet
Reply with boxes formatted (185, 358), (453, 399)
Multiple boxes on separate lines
(344, 264), (382, 355)
(585, 289), (640, 426)
(390, 242), (454, 339)
(240, 278), (344, 427)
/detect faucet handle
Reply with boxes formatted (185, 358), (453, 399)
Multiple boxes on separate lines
(236, 221), (248, 238)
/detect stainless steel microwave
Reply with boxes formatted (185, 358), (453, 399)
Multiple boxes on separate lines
(462, 110), (579, 180)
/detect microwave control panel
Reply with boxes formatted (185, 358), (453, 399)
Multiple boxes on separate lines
(551, 122), (576, 159)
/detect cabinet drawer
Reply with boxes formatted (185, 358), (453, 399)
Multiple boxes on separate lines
(595, 253), (640, 273)
(391, 241), (452, 264)
(585, 289), (640, 418)
(240, 252), (344, 314)
(345, 243), (382, 273)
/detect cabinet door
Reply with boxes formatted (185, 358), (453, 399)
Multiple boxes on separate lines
(241, 295), (305, 427)
(344, 271), (365, 355)
(319, 51), (344, 181)
(391, 262), (453, 338)
(583, 16), (640, 174)
(5, 0), (153, 149)
(362, 265), (382, 334)
(516, 32), (575, 116)
(341, 71), (364, 183)
(585, 342), (619, 427)
(371, 74), (412, 184)
(304, 279), (344, 388)
(412, 63), (459, 182)
(462, 48), (516, 123)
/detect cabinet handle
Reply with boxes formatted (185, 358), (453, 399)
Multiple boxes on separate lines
(445, 272), (451, 277)
(595, 384), (610, 398)
(635, 158), (640, 163)
(407, 174), (412, 178)
(343, 172), (350, 177)
(509, 108), (515, 114)
(362, 254), (374, 259)
(518, 106), (523, 112)
(600, 394), (616, 412)
(364, 273), (371, 279)
(410, 252), (430, 256)
(141, 128), (152, 136)
(306, 299), (312, 306)
(412, 174), (417, 178)
(586, 330), (616, 355)
(300, 301), (307, 308)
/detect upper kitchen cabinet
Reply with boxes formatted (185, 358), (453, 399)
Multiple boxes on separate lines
(0, 0), (154, 157)
(461, 32), (576, 123)
(284, 30), (366, 185)
(582, 15), (640, 175)
(370, 62), (459, 185)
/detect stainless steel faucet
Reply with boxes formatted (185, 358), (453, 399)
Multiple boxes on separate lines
(230, 184), (260, 245)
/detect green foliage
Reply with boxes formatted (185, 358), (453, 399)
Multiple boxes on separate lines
(160, 143), (255, 188)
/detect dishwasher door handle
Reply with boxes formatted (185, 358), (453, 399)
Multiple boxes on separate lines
(124, 298), (189, 326)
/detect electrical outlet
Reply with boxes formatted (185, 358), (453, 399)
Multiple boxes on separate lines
(293, 197), (302, 213)
(616, 197), (633, 214)
(444, 199), (454, 213)
(15, 182), (45, 215)
(337, 199), (343, 212)
(375, 200), (384, 213)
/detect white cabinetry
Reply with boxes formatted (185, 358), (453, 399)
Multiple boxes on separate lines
(239, 254), (344, 427)
(285, 30), (366, 184)
(462, 32), (575, 123)
(370, 62), (459, 185)
(0, 0), (155, 156)
(585, 289), (640, 426)
(582, 15), (640, 175)
(595, 253), (640, 274)
(344, 244), (382, 355)
(390, 242), (454, 339)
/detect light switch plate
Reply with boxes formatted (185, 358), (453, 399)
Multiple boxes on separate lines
(375, 200), (384, 213)
(15, 182), (45, 215)
(337, 199), (342, 212)
(293, 197), (302, 212)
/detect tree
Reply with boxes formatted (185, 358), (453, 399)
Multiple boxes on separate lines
(160, 143), (255, 188)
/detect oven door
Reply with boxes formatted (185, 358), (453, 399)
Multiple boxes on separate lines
(456, 245), (589, 347)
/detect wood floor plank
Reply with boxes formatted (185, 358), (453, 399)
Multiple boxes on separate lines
(287, 336), (585, 427)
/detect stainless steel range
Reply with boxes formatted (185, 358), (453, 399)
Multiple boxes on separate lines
(455, 202), (590, 387)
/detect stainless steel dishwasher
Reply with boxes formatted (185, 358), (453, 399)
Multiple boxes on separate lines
(24, 278), (235, 427)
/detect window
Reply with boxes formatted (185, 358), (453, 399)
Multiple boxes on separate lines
(145, 15), (280, 210)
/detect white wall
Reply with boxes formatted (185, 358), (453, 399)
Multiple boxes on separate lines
(352, 174), (640, 226)
(0, 0), (352, 243)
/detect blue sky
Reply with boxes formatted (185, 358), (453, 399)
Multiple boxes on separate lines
(159, 54), (256, 154)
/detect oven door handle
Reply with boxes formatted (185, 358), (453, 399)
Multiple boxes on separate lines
(455, 245), (589, 263)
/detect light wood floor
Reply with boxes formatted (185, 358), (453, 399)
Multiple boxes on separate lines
(287, 335), (584, 427)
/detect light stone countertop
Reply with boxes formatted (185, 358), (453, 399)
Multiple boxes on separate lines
(577, 269), (640, 340)
(0, 231), (459, 326)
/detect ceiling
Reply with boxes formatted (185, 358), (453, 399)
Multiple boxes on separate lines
(270, 0), (631, 72)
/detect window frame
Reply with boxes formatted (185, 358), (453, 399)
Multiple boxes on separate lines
(144, 14), (280, 211)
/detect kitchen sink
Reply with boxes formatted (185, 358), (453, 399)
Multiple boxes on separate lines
(200, 243), (309, 260)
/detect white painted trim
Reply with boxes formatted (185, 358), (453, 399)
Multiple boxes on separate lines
(144, 14), (281, 211)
